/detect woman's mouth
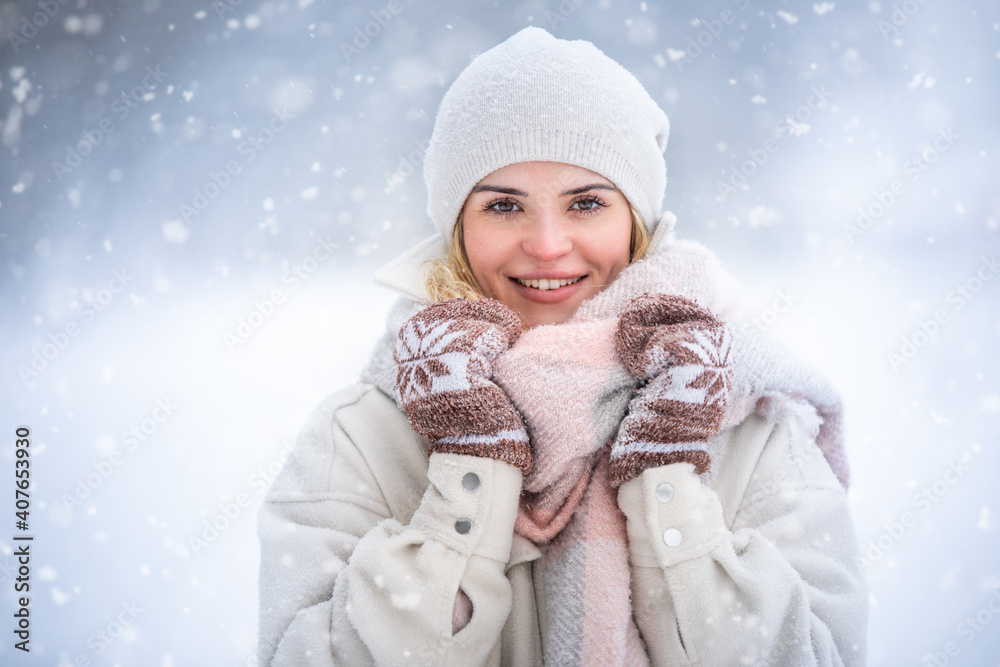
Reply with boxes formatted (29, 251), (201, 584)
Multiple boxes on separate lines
(514, 276), (584, 291)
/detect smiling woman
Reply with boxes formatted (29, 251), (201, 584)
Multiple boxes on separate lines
(422, 164), (651, 317)
(257, 26), (867, 666)
(459, 162), (635, 328)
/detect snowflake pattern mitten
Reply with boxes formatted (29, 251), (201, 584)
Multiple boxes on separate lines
(394, 298), (533, 475)
(610, 294), (733, 486)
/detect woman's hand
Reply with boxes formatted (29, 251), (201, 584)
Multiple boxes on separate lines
(394, 298), (533, 474)
(610, 294), (733, 486)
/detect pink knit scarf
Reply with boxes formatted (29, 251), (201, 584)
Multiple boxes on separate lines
(495, 317), (645, 665)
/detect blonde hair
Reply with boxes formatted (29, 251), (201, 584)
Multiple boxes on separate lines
(424, 206), (651, 303)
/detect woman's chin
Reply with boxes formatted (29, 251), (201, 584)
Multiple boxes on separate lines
(513, 301), (582, 329)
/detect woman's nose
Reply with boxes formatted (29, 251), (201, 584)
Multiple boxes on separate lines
(522, 210), (572, 261)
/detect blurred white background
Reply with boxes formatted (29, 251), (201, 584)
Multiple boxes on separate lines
(1, 0), (998, 664)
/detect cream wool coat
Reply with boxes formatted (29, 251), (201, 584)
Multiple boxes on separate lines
(257, 382), (868, 666)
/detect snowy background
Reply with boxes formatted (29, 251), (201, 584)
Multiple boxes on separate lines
(1, 0), (998, 664)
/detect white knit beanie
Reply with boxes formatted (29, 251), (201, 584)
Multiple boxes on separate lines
(375, 27), (674, 302)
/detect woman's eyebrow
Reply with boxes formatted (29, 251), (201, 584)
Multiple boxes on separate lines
(470, 183), (616, 197)
(471, 184), (529, 196)
(560, 183), (616, 196)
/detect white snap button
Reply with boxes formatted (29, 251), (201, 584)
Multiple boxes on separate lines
(455, 518), (473, 534)
(655, 483), (674, 503)
(462, 472), (481, 492)
(663, 528), (682, 547)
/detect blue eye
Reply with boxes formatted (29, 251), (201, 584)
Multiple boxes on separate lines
(571, 195), (608, 214)
(482, 197), (521, 217)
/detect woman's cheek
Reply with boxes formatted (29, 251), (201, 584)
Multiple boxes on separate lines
(465, 230), (508, 296)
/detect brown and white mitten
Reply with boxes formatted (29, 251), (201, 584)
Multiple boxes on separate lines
(610, 294), (733, 486)
(394, 298), (532, 475)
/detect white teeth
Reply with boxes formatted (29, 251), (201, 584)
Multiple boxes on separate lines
(516, 277), (582, 290)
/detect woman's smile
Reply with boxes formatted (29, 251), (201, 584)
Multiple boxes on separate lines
(461, 161), (633, 328)
(510, 273), (587, 304)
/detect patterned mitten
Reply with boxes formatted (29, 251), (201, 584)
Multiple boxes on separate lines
(610, 294), (733, 486)
(394, 298), (532, 475)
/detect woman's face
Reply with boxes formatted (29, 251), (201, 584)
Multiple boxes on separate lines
(461, 161), (633, 329)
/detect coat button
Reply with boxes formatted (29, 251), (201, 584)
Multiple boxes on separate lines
(662, 528), (682, 547)
(655, 483), (674, 503)
(462, 472), (481, 492)
(455, 518), (473, 535)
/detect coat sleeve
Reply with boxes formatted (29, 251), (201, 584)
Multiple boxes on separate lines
(257, 387), (523, 667)
(617, 413), (868, 667)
